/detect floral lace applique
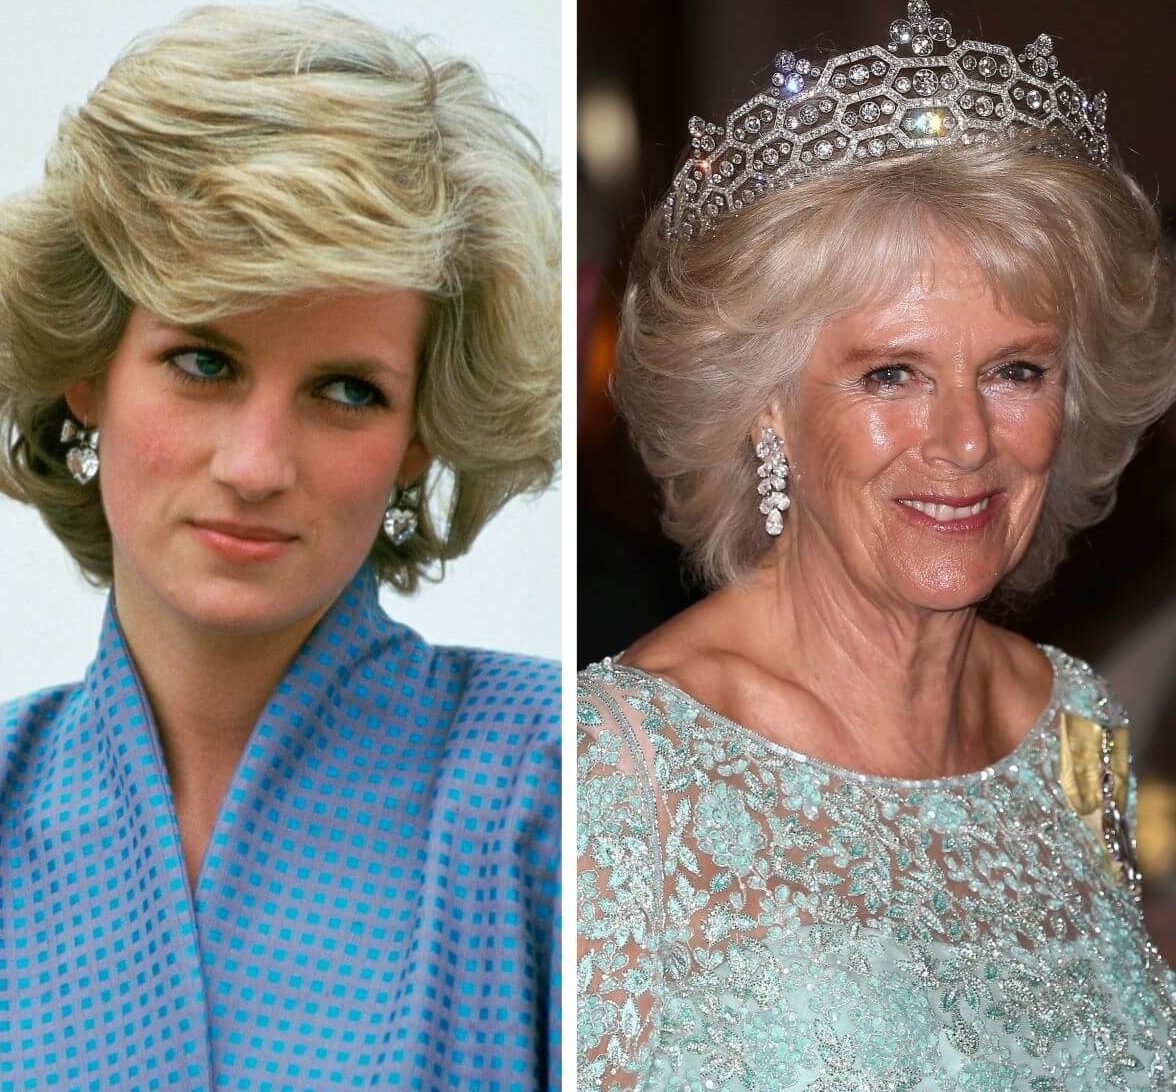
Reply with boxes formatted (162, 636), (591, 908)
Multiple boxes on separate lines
(577, 648), (1176, 1091)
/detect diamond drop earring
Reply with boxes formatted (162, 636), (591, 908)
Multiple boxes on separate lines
(755, 426), (790, 536)
(61, 418), (100, 485)
(383, 483), (421, 546)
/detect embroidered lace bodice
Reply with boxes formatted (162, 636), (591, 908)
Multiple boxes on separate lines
(577, 647), (1176, 1091)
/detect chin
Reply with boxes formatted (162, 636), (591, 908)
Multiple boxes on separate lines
(890, 558), (1003, 613)
(163, 580), (330, 639)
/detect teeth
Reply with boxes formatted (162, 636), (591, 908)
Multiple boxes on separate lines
(900, 497), (990, 521)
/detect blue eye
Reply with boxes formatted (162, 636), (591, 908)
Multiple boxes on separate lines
(168, 348), (230, 381)
(864, 365), (911, 389)
(321, 377), (383, 409)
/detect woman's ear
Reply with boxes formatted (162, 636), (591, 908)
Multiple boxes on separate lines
(753, 402), (790, 451)
(397, 436), (431, 486)
(63, 377), (103, 426)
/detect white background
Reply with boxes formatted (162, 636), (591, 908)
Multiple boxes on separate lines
(0, 0), (561, 697)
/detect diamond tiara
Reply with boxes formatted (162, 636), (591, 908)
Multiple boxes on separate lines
(664, 1), (1109, 240)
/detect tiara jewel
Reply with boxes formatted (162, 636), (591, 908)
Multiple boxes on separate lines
(664, 1), (1109, 239)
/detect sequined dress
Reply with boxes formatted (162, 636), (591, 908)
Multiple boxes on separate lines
(577, 648), (1176, 1090)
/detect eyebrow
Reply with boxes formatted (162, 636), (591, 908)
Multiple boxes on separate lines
(842, 335), (1061, 364)
(148, 318), (247, 356)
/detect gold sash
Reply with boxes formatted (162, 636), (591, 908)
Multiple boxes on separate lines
(1058, 712), (1139, 896)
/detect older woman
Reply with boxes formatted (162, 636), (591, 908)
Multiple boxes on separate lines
(0, 6), (559, 1088)
(578, 3), (1176, 1089)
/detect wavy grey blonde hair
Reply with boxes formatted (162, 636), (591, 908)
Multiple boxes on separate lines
(0, 5), (558, 592)
(616, 136), (1176, 597)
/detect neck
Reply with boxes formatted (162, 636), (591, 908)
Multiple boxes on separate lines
(733, 539), (1007, 778)
(112, 586), (323, 884)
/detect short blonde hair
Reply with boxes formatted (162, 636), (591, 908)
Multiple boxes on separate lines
(617, 136), (1176, 596)
(0, 4), (559, 591)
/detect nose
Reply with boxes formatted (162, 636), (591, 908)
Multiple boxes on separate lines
(920, 384), (991, 470)
(209, 394), (298, 502)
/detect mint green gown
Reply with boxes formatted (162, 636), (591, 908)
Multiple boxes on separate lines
(577, 647), (1176, 1090)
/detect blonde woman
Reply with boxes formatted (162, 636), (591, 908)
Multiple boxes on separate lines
(578, 3), (1176, 1088)
(0, 5), (559, 1087)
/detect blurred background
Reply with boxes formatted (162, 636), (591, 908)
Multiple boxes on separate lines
(578, 0), (1176, 951)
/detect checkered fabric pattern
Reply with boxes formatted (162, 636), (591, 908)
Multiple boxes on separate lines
(0, 566), (560, 1090)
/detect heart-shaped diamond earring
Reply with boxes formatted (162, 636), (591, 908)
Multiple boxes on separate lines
(383, 483), (422, 546)
(61, 418), (100, 485)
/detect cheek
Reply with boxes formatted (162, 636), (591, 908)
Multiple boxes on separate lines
(795, 402), (920, 494)
(98, 416), (195, 561)
(101, 400), (196, 494)
(856, 404), (922, 464)
(314, 434), (405, 516)
(130, 420), (186, 470)
(995, 397), (1064, 472)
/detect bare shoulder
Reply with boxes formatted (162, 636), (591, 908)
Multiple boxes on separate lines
(619, 591), (836, 745)
(621, 596), (743, 701)
(977, 622), (1056, 726)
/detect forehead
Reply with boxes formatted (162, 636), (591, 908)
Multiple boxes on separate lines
(125, 288), (428, 360)
(791, 203), (1065, 328)
(825, 233), (1060, 347)
(213, 289), (427, 345)
(817, 246), (1061, 359)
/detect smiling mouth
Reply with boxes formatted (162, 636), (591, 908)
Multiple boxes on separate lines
(897, 497), (991, 521)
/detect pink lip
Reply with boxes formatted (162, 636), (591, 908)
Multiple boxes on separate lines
(897, 492), (993, 507)
(893, 491), (1004, 533)
(190, 520), (298, 562)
